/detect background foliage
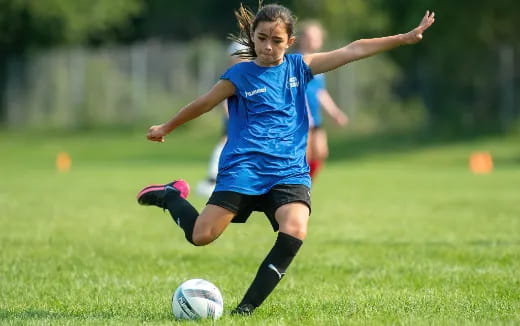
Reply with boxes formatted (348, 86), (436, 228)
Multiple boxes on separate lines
(0, 0), (519, 134)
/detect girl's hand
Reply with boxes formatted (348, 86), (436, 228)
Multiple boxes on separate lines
(403, 10), (435, 44)
(147, 124), (167, 142)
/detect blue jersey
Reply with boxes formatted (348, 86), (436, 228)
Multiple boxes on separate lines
(217, 54), (313, 194)
(306, 73), (325, 127)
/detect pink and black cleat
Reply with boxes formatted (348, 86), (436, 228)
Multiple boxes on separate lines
(136, 179), (190, 208)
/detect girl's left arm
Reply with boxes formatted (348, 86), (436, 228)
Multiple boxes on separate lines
(305, 11), (435, 75)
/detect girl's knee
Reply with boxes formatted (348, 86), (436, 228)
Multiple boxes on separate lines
(192, 220), (224, 246)
(191, 231), (214, 246)
(290, 228), (307, 240)
(279, 223), (307, 240)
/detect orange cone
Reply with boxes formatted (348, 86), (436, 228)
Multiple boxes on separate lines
(469, 152), (493, 174)
(56, 152), (72, 173)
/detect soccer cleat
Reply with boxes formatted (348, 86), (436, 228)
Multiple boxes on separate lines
(230, 303), (255, 316)
(136, 179), (190, 208)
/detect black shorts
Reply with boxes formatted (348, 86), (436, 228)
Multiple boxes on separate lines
(207, 184), (311, 231)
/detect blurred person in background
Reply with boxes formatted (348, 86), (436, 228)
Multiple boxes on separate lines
(298, 20), (349, 180)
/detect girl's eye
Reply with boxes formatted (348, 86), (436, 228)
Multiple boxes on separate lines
(274, 40), (282, 44)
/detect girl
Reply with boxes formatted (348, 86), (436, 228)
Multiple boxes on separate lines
(298, 20), (349, 180)
(137, 3), (435, 315)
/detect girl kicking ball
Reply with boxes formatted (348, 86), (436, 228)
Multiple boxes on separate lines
(137, 2), (435, 315)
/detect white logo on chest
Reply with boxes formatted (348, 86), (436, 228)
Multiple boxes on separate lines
(244, 87), (267, 98)
(287, 76), (299, 88)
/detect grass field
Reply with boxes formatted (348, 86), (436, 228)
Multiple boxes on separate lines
(1, 129), (519, 325)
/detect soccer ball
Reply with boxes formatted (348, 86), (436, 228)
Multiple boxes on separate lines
(171, 279), (224, 320)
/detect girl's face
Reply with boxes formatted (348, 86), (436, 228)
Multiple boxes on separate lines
(252, 20), (295, 66)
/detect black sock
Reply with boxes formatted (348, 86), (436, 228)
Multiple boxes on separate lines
(237, 232), (303, 309)
(164, 190), (198, 245)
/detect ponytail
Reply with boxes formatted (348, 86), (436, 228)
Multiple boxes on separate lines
(229, 2), (259, 59)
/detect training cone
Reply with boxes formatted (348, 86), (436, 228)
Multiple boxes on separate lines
(56, 152), (72, 173)
(469, 152), (493, 174)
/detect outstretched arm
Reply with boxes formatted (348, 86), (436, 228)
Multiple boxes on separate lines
(147, 80), (235, 142)
(304, 11), (435, 75)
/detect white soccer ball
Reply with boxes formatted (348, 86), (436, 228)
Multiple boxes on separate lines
(171, 279), (224, 320)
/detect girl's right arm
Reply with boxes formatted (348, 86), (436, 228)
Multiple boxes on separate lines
(304, 11), (435, 75)
(147, 80), (235, 142)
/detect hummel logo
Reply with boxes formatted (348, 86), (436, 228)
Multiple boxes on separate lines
(244, 87), (267, 98)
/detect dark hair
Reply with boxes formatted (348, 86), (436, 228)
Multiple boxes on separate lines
(229, 1), (297, 59)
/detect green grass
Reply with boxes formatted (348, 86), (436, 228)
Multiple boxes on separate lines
(1, 129), (519, 325)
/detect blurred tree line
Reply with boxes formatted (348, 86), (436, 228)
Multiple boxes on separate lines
(1, 0), (518, 134)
